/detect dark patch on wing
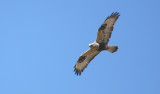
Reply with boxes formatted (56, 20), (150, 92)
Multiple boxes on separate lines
(98, 42), (106, 51)
(98, 24), (107, 31)
(77, 56), (86, 63)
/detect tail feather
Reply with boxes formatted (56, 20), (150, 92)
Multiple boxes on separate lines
(106, 46), (118, 53)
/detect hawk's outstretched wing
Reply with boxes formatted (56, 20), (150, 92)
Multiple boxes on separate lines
(74, 48), (101, 75)
(96, 12), (120, 44)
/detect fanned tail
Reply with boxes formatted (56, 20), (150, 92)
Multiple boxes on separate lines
(106, 46), (118, 53)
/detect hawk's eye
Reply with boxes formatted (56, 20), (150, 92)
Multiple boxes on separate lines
(89, 45), (93, 47)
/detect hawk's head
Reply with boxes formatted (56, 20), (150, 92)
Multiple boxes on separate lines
(89, 43), (99, 49)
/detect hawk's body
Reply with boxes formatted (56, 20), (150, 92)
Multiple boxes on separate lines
(74, 12), (120, 75)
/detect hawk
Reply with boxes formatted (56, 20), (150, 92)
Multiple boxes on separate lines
(74, 12), (120, 75)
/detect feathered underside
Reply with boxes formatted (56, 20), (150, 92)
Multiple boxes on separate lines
(74, 12), (120, 76)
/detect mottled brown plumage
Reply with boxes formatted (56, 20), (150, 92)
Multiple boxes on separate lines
(74, 12), (120, 76)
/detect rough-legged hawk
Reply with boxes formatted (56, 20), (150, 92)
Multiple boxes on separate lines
(74, 12), (120, 75)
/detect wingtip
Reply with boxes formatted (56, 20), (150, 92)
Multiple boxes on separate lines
(110, 12), (120, 17)
(105, 12), (120, 21)
(74, 66), (82, 76)
(74, 70), (82, 76)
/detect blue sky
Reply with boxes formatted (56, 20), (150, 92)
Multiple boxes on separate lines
(0, 0), (160, 94)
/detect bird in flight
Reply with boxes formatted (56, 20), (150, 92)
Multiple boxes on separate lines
(74, 12), (120, 75)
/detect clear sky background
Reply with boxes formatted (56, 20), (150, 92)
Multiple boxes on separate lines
(0, 0), (160, 94)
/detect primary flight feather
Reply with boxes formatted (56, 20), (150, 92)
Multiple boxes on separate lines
(74, 12), (120, 75)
